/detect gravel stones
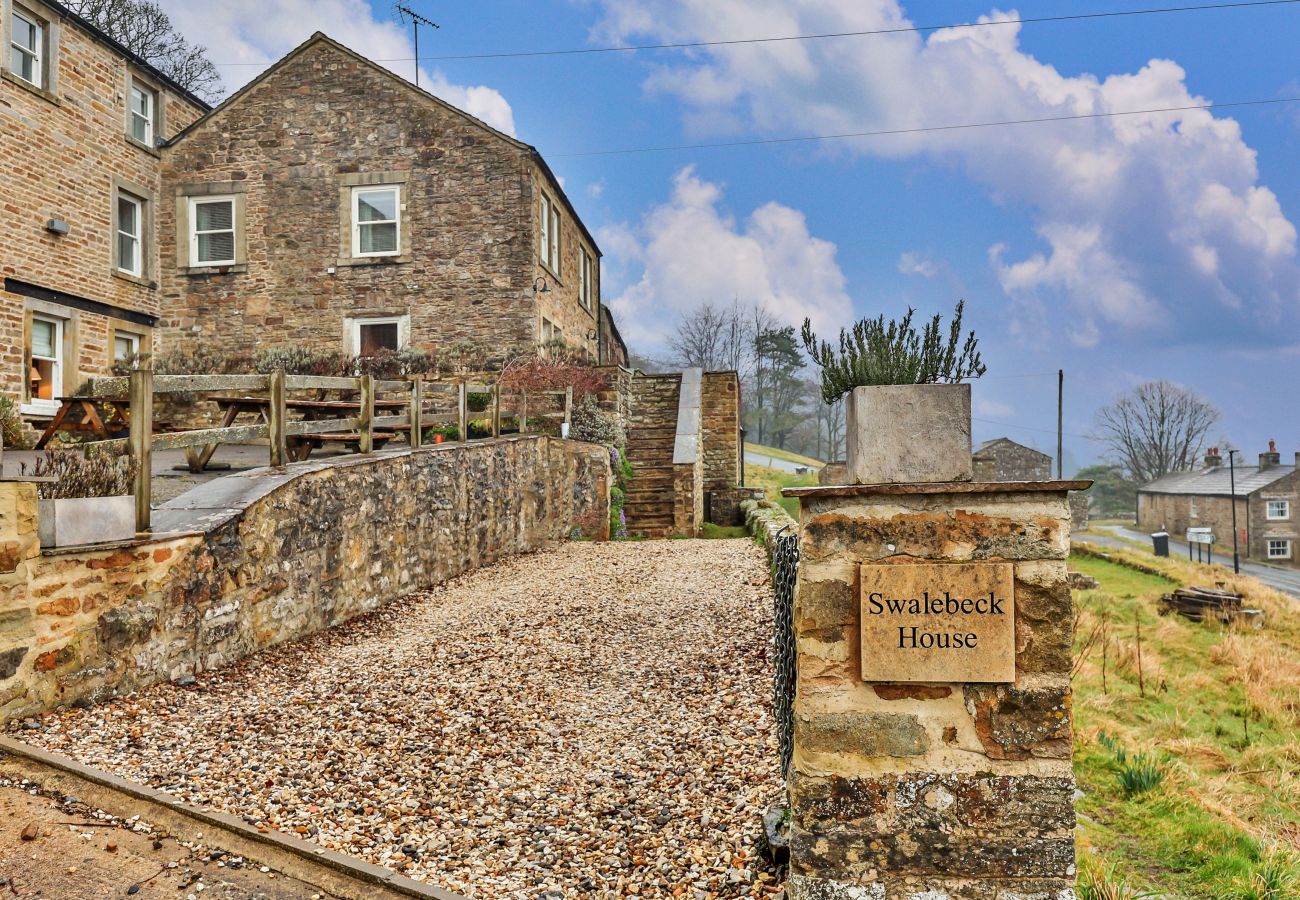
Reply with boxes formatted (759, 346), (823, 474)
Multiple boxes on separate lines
(14, 540), (782, 898)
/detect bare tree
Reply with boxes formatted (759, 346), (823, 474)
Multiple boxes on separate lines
(66, 0), (224, 102)
(1093, 381), (1220, 484)
(668, 305), (727, 370)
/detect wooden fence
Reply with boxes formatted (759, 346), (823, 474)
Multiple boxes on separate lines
(78, 371), (574, 532)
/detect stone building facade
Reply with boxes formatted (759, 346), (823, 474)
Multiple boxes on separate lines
(0, 0), (207, 421)
(972, 437), (1052, 482)
(1138, 445), (1300, 566)
(158, 34), (605, 370)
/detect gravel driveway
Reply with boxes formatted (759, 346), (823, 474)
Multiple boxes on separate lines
(15, 540), (782, 899)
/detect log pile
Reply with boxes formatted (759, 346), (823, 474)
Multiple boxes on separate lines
(1158, 585), (1264, 627)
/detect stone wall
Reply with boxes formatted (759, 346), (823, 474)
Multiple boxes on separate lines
(0, 7), (205, 410)
(0, 436), (609, 721)
(701, 371), (741, 490)
(787, 483), (1078, 898)
(1069, 491), (1090, 532)
(708, 487), (765, 527)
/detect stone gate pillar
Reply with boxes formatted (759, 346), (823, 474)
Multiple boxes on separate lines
(783, 407), (1088, 899)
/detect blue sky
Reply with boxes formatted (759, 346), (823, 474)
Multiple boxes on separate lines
(163, 0), (1300, 472)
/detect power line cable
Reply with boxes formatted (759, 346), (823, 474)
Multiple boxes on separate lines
(550, 96), (1300, 157)
(208, 0), (1300, 66)
(974, 417), (1098, 441)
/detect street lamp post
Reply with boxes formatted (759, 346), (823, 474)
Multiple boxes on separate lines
(1228, 449), (1240, 574)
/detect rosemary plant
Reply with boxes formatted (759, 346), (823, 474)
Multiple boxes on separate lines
(800, 300), (986, 404)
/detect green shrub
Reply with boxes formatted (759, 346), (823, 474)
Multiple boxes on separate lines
(0, 395), (27, 450)
(1117, 754), (1167, 798)
(570, 394), (624, 448)
(467, 391), (493, 413)
(801, 300), (986, 403)
(422, 424), (460, 442)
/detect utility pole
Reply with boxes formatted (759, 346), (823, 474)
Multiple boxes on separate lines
(1228, 448), (1240, 574)
(395, 4), (439, 88)
(1056, 369), (1064, 479)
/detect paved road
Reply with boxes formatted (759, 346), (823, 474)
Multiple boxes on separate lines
(744, 449), (819, 474)
(1081, 524), (1300, 600)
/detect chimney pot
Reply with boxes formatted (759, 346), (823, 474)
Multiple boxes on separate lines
(1204, 447), (1223, 468)
(1260, 441), (1281, 470)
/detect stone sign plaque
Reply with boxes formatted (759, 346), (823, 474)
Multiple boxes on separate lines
(859, 562), (1015, 683)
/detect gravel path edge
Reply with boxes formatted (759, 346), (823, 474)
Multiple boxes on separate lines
(0, 736), (464, 900)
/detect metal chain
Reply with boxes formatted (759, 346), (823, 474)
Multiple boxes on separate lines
(772, 525), (799, 780)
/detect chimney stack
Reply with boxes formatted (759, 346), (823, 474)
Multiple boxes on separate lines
(1259, 439), (1281, 470)
(1204, 447), (1223, 468)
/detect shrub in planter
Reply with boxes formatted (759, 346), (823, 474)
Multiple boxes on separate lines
(801, 301), (986, 485)
(30, 449), (138, 547)
(0, 395), (27, 450)
(570, 395), (625, 448)
(423, 424), (461, 443)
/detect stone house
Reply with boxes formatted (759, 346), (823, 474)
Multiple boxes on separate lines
(157, 33), (608, 369)
(0, 0), (208, 421)
(1137, 444), (1300, 566)
(972, 437), (1052, 481)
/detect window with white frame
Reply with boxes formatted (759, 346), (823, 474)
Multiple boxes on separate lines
(189, 196), (236, 266)
(1189, 495), (1198, 519)
(539, 194), (551, 267)
(113, 331), (140, 364)
(579, 246), (593, 311)
(10, 8), (42, 88)
(116, 192), (143, 276)
(129, 81), (156, 145)
(548, 203), (560, 272)
(1267, 499), (1290, 520)
(27, 314), (63, 411)
(348, 316), (407, 355)
(351, 186), (400, 257)
(1268, 539), (1291, 559)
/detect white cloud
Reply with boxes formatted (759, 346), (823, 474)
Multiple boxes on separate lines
(588, 178), (607, 198)
(599, 166), (853, 349)
(973, 395), (1014, 419)
(898, 251), (937, 278)
(593, 1), (1300, 346)
(158, 0), (515, 134)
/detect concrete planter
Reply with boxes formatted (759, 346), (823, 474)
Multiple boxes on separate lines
(38, 495), (136, 548)
(844, 383), (973, 485)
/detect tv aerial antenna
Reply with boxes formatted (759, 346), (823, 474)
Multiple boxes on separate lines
(395, 4), (439, 88)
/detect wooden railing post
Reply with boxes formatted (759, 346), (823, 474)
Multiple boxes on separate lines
(268, 369), (287, 466)
(519, 391), (528, 434)
(458, 380), (469, 442)
(128, 367), (153, 533)
(491, 382), (501, 438)
(410, 376), (424, 449)
(358, 374), (375, 454)
(564, 386), (573, 434)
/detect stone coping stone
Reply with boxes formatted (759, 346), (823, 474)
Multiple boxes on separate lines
(782, 479), (1093, 498)
(672, 368), (703, 465)
(150, 436), (549, 536)
(0, 736), (464, 900)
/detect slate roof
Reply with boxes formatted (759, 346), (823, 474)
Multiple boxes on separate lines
(1139, 464), (1295, 497)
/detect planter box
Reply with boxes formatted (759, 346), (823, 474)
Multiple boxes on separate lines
(38, 495), (136, 548)
(845, 383), (973, 485)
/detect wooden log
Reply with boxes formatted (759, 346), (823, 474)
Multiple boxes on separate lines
(491, 382), (501, 438)
(358, 375), (375, 454)
(128, 369), (153, 533)
(152, 423), (271, 451)
(283, 375), (362, 391)
(285, 417), (362, 437)
(268, 369), (287, 467)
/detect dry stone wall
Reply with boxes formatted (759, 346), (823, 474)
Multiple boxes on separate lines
(0, 437), (609, 721)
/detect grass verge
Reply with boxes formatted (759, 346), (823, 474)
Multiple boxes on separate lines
(1070, 542), (1300, 898)
(743, 442), (824, 469)
(746, 463), (817, 518)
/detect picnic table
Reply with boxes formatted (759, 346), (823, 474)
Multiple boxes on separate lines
(183, 395), (410, 471)
(34, 396), (134, 449)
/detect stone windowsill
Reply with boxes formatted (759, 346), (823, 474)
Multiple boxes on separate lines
(112, 269), (155, 289)
(335, 254), (411, 268)
(124, 134), (161, 158)
(782, 479), (1093, 498)
(1, 70), (59, 105)
(181, 264), (248, 277)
